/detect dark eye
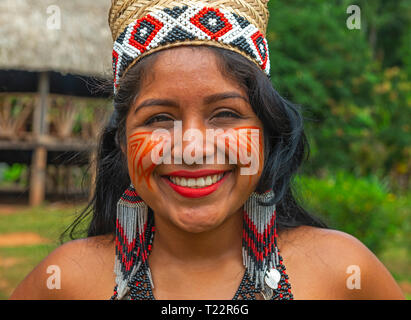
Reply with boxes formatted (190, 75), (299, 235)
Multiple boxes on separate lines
(144, 114), (174, 125)
(213, 110), (242, 119)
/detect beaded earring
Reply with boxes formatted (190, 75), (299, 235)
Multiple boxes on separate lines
(114, 183), (154, 299)
(242, 189), (282, 300)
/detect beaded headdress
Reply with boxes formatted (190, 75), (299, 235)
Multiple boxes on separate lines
(109, 0), (271, 93)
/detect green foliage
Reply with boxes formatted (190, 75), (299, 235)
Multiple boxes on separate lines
(267, 0), (411, 190)
(2, 164), (26, 183)
(295, 171), (408, 255)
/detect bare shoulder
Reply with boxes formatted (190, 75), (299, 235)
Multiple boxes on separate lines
(9, 234), (116, 300)
(278, 226), (405, 300)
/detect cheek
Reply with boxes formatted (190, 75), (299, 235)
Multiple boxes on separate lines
(229, 126), (264, 184)
(127, 130), (166, 190)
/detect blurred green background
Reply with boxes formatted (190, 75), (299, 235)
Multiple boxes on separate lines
(0, 0), (410, 299)
(267, 0), (411, 298)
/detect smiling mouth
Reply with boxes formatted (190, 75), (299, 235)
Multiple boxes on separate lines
(166, 173), (225, 188)
(161, 170), (232, 198)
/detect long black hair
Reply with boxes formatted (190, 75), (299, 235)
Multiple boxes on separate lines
(61, 45), (326, 242)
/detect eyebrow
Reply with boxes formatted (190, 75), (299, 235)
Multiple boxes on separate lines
(134, 91), (249, 114)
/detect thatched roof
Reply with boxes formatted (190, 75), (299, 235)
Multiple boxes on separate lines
(0, 0), (113, 78)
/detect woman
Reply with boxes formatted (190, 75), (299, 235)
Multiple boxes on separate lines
(10, 0), (404, 300)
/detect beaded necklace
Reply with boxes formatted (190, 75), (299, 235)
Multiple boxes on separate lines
(111, 189), (293, 300)
(110, 251), (293, 300)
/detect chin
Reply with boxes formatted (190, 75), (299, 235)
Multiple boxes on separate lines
(171, 208), (226, 234)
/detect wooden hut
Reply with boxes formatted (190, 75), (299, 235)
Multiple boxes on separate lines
(0, 0), (114, 205)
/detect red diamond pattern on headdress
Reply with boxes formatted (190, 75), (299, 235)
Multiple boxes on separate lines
(129, 15), (164, 53)
(251, 31), (268, 70)
(112, 4), (271, 93)
(190, 7), (233, 40)
(112, 49), (119, 89)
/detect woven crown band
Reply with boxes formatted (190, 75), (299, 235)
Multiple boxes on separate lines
(109, 0), (271, 93)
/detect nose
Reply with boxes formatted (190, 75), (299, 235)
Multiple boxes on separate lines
(171, 119), (216, 165)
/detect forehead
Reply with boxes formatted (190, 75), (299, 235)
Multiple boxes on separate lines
(140, 46), (243, 94)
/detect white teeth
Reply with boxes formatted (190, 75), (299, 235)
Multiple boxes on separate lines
(197, 177), (205, 187)
(211, 175), (217, 184)
(187, 178), (195, 187)
(168, 173), (227, 188)
(180, 177), (187, 187)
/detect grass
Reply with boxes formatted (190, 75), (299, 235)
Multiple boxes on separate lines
(0, 202), (87, 299)
(0, 202), (409, 300)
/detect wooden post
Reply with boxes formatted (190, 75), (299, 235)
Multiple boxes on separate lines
(29, 72), (49, 206)
(29, 146), (47, 206)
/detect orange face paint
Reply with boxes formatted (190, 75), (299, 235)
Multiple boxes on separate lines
(127, 124), (264, 189)
(217, 126), (264, 184)
(127, 130), (163, 190)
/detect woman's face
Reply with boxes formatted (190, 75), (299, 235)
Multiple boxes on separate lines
(125, 47), (264, 233)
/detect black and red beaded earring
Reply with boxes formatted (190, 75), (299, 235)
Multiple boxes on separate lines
(114, 183), (154, 299)
(242, 189), (282, 299)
